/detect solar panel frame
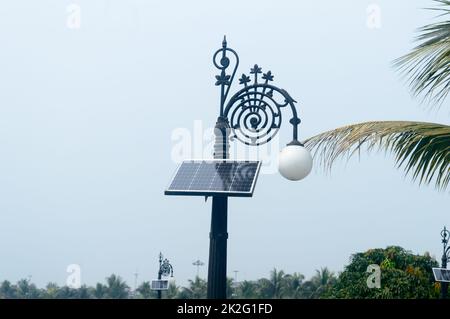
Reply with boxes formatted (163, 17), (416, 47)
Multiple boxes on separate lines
(164, 159), (262, 197)
(432, 267), (450, 282)
(151, 279), (169, 290)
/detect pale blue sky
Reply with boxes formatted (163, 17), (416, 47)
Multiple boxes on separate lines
(0, 0), (448, 288)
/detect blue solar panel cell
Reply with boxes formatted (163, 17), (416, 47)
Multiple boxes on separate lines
(165, 160), (261, 197)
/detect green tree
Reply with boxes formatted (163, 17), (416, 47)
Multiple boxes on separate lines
(310, 268), (337, 298)
(93, 283), (108, 299)
(305, 0), (450, 191)
(238, 280), (258, 299)
(283, 272), (305, 298)
(176, 287), (192, 299)
(394, 0), (450, 105)
(166, 281), (179, 299)
(42, 282), (59, 299)
(0, 280), (16, 299)
(77, 285), (92, 299)
(105, 274), (129, 299)
(327, 246), (439, 298)
(294, 268), (336, 299)
(15, 279), (41, 299)
(256, 268), (288, 299)
(136, 281), (153, 299)
(54, 286), (79, 299)
(180, 276), (207, 299)
(226, 277), (235, 299)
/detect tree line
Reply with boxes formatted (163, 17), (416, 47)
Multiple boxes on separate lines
(0, 246), (441, 299)
(0, 268), (337, 299)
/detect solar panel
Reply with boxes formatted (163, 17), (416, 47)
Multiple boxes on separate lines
(165, 160), (261, 197)
(433, 268), (450, 282)
(151, 279), (169, 290)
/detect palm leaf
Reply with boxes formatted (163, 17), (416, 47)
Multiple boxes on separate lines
(393, 0), (450, 106)
(303, 121), (450, 191)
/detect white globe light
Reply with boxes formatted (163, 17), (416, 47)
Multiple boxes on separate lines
(278, 144), (313, 181)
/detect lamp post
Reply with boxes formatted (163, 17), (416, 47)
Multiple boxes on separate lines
(157, 252), (173, 299)
(207, 37), (312, 299)
(193, 259), (205, 278)
(441, 226), (450, 299)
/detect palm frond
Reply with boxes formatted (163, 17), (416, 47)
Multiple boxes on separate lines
(393, 0), (450, 106)
(303, 121), (450, 191)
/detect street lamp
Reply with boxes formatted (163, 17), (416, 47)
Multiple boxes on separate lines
(207, 37), (312, 298)
(157, 252), (173, 299)
(441, 226), (450, 299)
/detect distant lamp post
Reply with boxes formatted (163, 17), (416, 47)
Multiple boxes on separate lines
(441, 226), (450, 299)
(157, 252), (173, 299)
(193, 259), (205, 278)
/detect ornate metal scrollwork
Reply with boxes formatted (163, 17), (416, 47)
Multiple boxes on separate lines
(158, 253), (174, 277)
(442, 226), (450, 259)
(213, 36), (239, 118)
(214, 37), (301, 146)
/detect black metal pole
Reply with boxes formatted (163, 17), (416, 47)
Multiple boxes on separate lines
(441, 255), (448, 299)
(440, 227), (449, 299)
(157, 253), (162, 299)
(207, 196), (228, 298)
(441, 283), (448, 299)
(207, 116), (230, 299)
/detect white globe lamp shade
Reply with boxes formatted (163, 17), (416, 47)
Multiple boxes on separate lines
(278, 144), (313, 181)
